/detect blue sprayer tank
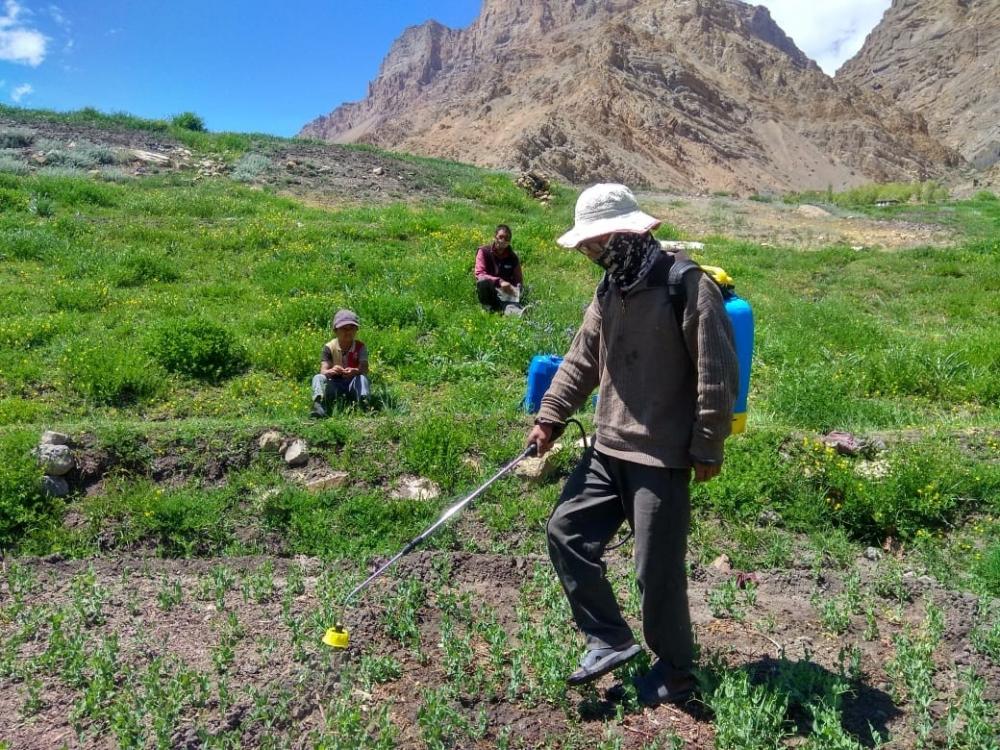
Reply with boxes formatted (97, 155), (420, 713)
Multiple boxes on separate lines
(723, 291), (753, 434)
(701, 264), (753, 434)
(523, 354), (563, 413)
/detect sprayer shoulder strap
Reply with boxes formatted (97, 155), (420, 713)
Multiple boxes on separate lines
(666, 253), (701, 329)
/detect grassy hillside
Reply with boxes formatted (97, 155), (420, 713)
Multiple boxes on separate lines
(1, 112), (998, 749)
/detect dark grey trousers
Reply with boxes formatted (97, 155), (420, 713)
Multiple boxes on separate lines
(546, 448), (694, 678)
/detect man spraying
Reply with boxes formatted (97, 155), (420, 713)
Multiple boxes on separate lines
(526, 184), (738, 705)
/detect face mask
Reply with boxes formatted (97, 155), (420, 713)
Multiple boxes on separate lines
(579, 233), (617, 269)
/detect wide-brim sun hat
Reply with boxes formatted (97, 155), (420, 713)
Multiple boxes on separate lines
(557, 183), (661, 248)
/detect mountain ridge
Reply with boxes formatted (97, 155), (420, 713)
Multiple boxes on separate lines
(301, 0), (963, 192)
(836, 0), (1000, 170)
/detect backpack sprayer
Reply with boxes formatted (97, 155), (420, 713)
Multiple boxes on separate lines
(323, 442), (539, 650)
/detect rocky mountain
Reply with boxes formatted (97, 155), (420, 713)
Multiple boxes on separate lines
(301, 0), (961, 192)
(838, 0), (999, 170)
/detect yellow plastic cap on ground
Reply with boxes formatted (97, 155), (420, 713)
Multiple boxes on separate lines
(323, 626), (350, 649)
(731, 412), (747, 434)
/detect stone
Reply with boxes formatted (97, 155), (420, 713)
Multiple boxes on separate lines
(514, 450), (556, 484)
(865, 437), (887, 454)
(40, 430), (70, 446)
(514, 443), (562, 484)
(372, 166), (385, 176)
(863, 546), (883, 562)
(659, 240), (706, 252)
(461, 454), (483, 472)
(757, 509), (782, 526)
(283, 439), (309, 468)
(305, 472), (350, 492)
(43, 475), (70, 498)
(257, 430), (283, 452)
(130, 149), (171, 165)
(822, 431), (863, 456)
(35, 443), (74, 476)
(391, 476), (441, 501)
(709, 554), (732, 573)
(855, 459), (890, 480)
(797, 204), (831, 218)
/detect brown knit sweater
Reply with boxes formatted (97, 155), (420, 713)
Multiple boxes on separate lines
(537, 254), (738, 467)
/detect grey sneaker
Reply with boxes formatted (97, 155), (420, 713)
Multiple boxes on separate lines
(310, 400), (327, 419)
(567, 642), (642, 686)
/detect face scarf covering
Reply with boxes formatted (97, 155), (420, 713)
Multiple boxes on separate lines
(591, 231), (662, 293)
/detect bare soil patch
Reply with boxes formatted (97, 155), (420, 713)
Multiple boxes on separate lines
(2, 550), (994, 748)
(642, 194), (954, 250)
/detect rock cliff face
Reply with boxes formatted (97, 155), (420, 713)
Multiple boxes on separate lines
(837, 0), (1000, 170)
(302, 0), (962, 192)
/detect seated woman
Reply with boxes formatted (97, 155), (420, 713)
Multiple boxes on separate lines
(475, 224), (525, 316)
(311, 309), (370, 416)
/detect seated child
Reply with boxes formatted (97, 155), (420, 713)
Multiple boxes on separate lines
(311, 309), (370, 416)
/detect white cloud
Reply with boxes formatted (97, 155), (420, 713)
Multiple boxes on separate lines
(47, 4), (66, 28)
(0, 0), (48, 66)
(11, 82), (33, 102)
(756, 0), (892, 75)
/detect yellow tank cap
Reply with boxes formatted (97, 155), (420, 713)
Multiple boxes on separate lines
(323, 626), (350, 649)
(701, 265), (734, 287)
(731, 412), (747, 434)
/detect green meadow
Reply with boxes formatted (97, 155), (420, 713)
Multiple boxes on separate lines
(1, 113), (998, 748)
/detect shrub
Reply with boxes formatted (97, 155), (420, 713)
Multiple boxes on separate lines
(98, 167), (132, 183)
(232, 152), (271, 182)
(974, 543), (1000, 597)
(0, 432), (46, 550)
(250, 331), (316, 380)
(0, 127), (35, 148)
(37, 166), (87, 179)
(793, 438), (997, 542)
(32, 174), (119, 207)
(51, 281), (109, 312)
(707, 669), (788, 749)
(451, 174), (536, 212)
(63, 341), (163, 406)
(29, 195), (55, 217)
(150, 318), (248, 382)
(0, 155), (29, 175)
(4, 227), (67, 260)
(0, 186), (29, 212)
(35, 138), (117, 169)
(148, 488), (232, 555)
(400, 415), (474, 490)
(171, 112), (206, 132)
(108, 249), (180, 287)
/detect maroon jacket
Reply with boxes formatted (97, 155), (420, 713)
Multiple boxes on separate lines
(475, 245), (523, 287)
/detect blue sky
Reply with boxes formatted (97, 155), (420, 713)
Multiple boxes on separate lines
(1, 0), (889, 137)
